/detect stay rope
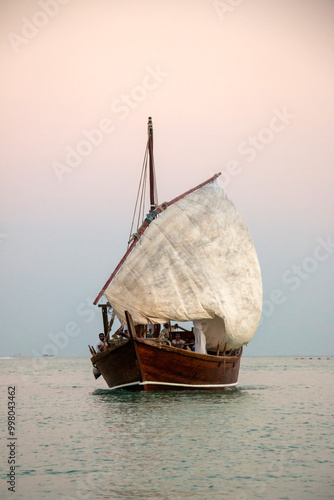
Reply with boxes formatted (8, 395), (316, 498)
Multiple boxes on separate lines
(128, 139), (149, 247)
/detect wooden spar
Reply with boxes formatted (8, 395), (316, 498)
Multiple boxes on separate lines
(167, 172), (221, 206)
(93, 171), (222, 305)
(93, 171), (221, 305)
(94, 239), (137, 305)
(99, 304), (109, 337)
(89, 345), (96, 355)
(125, 310), (143, 383)
(148, 117), (156, 211)
(176, 324), (191, 333)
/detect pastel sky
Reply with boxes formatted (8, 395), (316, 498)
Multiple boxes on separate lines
(1, 0), (333, 357)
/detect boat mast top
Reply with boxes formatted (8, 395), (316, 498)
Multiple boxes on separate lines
(148, 117), (158, 211)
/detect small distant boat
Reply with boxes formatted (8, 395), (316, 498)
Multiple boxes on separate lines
(89, 118), (262, 391)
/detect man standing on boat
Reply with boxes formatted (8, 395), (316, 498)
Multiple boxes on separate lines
(158, 322), (178, 342)
(96, 333), (108, 353)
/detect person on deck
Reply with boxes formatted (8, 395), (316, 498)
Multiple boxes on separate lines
(96, 333), (108, 353)
(158, 322), (178, 342)
(172, 333), (185, 349)
(193, 320), (207, 354)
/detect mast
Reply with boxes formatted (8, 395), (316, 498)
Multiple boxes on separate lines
(148, 117), (157, 211)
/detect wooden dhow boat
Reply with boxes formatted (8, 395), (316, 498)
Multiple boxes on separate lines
(89, 118), (262, 391)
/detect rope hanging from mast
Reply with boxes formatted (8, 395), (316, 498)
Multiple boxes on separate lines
(128, 117), (158, 247)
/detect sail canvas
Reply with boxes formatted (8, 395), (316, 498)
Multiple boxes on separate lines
(104, 180), (262, 350)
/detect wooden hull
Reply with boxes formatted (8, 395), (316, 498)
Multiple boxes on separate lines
(91, 338), (242, 391)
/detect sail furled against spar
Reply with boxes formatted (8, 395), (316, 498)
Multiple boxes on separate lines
(102, 179), (263, 350)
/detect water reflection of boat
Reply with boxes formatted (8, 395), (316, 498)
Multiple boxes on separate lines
(89, 118), (262, 391)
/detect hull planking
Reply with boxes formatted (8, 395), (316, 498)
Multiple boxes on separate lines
(91, 338), (242, 391)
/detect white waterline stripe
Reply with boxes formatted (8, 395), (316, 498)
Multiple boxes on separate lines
(109, 381), (140, 390)
(108, 380), (238, 390)
(140, 381), (238, 388)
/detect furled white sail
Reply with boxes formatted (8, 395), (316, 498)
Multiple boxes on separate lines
(104, 180), (262, 349)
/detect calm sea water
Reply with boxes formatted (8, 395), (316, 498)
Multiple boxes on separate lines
(0, 356), (333, 500)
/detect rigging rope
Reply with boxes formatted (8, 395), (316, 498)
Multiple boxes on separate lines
(128, 139), (149, 247)
(127, 122), (159, 248)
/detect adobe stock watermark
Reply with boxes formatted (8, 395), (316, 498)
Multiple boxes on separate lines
(7, 0), (71, 53)
(6, 297), (99, 389)
(51, 64), (169, 183)
(219, 106), (296, 188)
(259, 235), (334, 325)
(213, 0), (243, 21)
(30, 297), (97, 369)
